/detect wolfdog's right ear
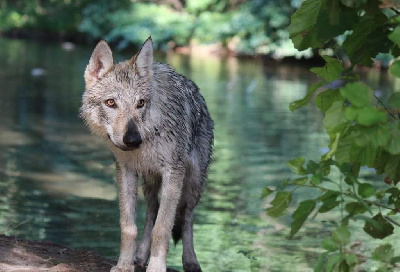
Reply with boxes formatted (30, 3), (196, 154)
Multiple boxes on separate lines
(84, 40), (113, 88)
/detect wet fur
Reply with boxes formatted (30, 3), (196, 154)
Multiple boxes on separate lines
(80, 38), (214, 272)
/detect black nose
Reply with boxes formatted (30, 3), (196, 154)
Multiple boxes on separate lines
(123, 119), (142, 148)
(123, 133), (142, 148)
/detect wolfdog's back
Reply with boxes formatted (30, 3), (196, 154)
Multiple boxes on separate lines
(151, 62), (214, 178)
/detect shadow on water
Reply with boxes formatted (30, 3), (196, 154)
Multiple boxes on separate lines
(0, 38), (398, 271)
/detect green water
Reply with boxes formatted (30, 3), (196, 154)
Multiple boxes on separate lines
(0, 38), (398, 272)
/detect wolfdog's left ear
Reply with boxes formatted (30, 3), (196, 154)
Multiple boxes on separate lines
(84, 40), (113, 87)
(133, 37), (153, 78)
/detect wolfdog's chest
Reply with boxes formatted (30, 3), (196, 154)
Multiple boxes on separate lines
(111, 142), (164, 174)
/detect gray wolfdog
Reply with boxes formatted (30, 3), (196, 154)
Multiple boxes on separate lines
(80, 37), (214, 272)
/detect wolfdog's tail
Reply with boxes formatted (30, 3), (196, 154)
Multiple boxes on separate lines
(172, 214), (183, 245)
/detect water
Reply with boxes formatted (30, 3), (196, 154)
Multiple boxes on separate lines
(0, 38), (397, 272)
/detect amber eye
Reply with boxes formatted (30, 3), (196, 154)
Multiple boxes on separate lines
(137, 99), (145, 109)
(105, 99), (116, 108)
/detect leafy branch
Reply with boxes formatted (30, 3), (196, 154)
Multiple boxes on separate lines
(264, 0), (400, 271)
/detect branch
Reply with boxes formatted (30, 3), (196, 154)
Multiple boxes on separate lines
(375, 95), (398, 119)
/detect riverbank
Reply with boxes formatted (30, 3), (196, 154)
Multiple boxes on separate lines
(0, 235), (178, 272)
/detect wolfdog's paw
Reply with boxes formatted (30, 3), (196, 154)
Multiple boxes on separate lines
(146, 258), (166, 272)
(110, 264), (135, 272)
(183, 261), (202, 272)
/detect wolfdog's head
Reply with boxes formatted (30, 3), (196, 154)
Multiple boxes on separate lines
(80, 38), (155, 151)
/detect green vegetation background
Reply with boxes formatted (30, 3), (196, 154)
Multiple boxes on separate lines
(0, 0), (304, 56)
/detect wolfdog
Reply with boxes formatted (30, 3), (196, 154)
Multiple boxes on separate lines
(80, 37), (214, 272)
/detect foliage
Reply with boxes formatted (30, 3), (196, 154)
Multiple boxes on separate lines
(0, 0), (130, 37)
(0, 0), (299, 55)
(264, 0), (400, 271)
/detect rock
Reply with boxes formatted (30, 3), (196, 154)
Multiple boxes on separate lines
(0, 235), (179, 272)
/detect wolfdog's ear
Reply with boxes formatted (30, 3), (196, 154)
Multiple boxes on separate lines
(133, 37), (153, 78)
(84, 40), (113, 87)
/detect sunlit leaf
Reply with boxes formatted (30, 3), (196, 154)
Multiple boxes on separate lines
(315, 89), (343, 113)
(389, 60), (400, 78)
(287, 157), (307, 175)
(266, 192), (292, 218)
(290, 199), (316, 238)
(352, 107), (386, 126)
(288, 0), (322, 50)
(363, 213), (394, 239)
(323, 101), (347, 135)
(289, 81), (326, 111)
(310, 56), (344, 82)
(389, 25), (400, 45)
(340, 82), (372, 108)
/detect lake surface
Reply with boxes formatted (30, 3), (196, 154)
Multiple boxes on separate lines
(0, 38), (398, 271)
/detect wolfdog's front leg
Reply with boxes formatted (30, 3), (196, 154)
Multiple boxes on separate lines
(111, 163), (138, 272)
(146, 169), (184, 272)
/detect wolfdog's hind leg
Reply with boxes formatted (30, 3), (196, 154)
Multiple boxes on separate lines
(136, 182), (159, 267)
(181, 205), (202, 272)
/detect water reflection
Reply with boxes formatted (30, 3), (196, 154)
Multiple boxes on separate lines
(0, 38), (397, 271)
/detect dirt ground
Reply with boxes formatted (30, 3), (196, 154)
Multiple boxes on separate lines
(0, 235), (178, 272)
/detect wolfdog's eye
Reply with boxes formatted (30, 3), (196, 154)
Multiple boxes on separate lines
(137, 99), (145, 109)
(105, 99), (116, 108)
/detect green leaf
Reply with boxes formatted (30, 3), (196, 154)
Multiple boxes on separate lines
(386, 129), (400, 155)
(290, 199), (316, 238)
(332, 226), (351, 246)
(315, 89), (343, 113)
(363, 213), (394, 239)
(287, 157), (307, 175)
(319, 199), (340, 213)
(293, 176), (308, 185)
(345, 202), (367, 215)
(347, 193), (373, 215)
(266, 192), (293, 218)
(354, 125), (390, 148)
(391, 256), (400, 264)
(343, 13), (390, 66)
(310, 56), (344, 82)
(326, 253), (342, 272)
(345, 253), (358, 266)
(358, 183), (376, 198)
(307, 160), (319, 173)
(314, 251), (329, 272)
(349, 107), (386, 126)
(388, 92), (400, 108)
(389, 60), (400, 78)
(261, 187), (274, 199)
(288, 0), (323, 50)
(322, 238), (340, 251)
(389, 25), (400, 45)
(384, 155), (400, 180)
(340, 82), (372, 108)
(311, 173), (324, 185)
(289, 81), (326, 111)
(323, 101), (347, 136)
(323, 132), (341, 159)
(372, 244), (394, 263)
